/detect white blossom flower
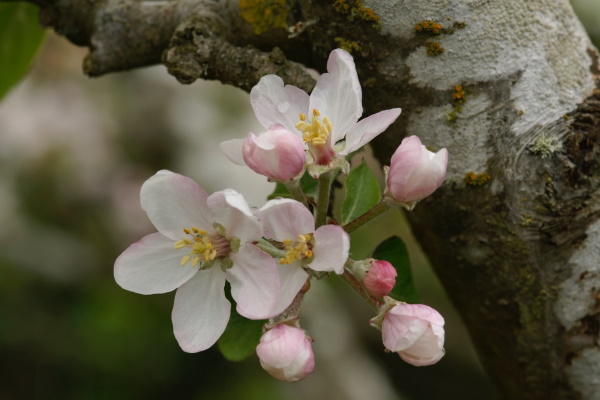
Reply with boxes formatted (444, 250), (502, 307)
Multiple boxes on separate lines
(114, 170), (281, 353)
(222, 48), (402, 177)
(259, 198), (349, 315)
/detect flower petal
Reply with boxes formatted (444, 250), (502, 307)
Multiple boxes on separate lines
(309, 225), (349, 274)
(228, 245), (280, 319)
(172, 266), (230, 353)
(250, 75), (310, 133)
(382, 314), (429, 352)
(259, 198), (315, 241)
(220, 139), (247, 166)
(207, 189), (262, 242)
(339, 108), (402, 155)
(400, 325), (445, 366)
(309, 49), (362, 143)
(269, 262), (310, 316)
(114, 232), (197, 295)
(140, 170), (214, 240)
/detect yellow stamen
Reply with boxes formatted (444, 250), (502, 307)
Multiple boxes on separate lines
(174, 240), (186, 249)
(295, 108), (332, 145)
(180, 255), (190, 266)
(279, 234), (314, 264)
(176, 226), (229, 267)
(192, 227), (199, 233)
(299, 113), (306, 121)
(183, 228), (191, 234)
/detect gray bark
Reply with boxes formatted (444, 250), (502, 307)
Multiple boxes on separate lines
(13, 0), (600, 398)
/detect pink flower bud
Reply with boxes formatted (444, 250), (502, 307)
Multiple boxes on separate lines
(362, 260), (397, 297)
(382, 303), (445, 366)
(242, 125), (305, 181)
(256, 324), (315, 382)
(385, 136), (448, 208)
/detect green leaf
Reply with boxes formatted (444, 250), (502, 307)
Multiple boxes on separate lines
(372, 236), (420, 303)
(267, 172), (318, 200)
(0, 3), (46, 101)
(341, 162), (380, 225)
(218, 306), (265, 361)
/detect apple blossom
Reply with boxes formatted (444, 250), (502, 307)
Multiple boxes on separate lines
(362, 260), (397, 298)
(382, 303), (445, 366)
(256, 324), (315, 382)
(221, 48), (402, 177)
(114, 170), (281, 353)
(259, 198), (350, 315)
(385, 136), (448, 209)
(219, 124), (306, 181)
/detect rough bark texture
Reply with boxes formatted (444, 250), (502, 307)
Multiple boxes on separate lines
(16, 0), (600, 398)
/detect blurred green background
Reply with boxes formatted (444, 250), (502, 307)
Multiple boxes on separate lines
(1, 2), (598, 399)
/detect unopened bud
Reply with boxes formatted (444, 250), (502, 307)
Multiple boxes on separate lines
(362, 260), (397, 297)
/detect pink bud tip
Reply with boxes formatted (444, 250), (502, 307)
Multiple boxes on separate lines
(382, 303), (445, 366)
(242, 125), (305, 181)
(385, 136), (448, 206)
(256, 324), (315, 382)
(362, 260), (397, 297)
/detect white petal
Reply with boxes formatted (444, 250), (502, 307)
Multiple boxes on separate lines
(228, 245), (280, 319)
(339, 108), (402, 155)
(309, 225), (349, 274)
(382, 315), (429, 352)
(259, 198), (315, 241)
(114, 233), (197, 295)
(269, 262), (310, 316)
(309, 49), (362, 143)
(220, 139), (247, 166)
(172, 267), (230, 353)
(250, 75), (310, 133)
(140, 170), (214, 240)
(207, 189), (262, 242)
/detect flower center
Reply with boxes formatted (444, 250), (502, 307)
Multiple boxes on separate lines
(295, 109), (332, 145)
(279, 234), (314, 264)
(174, 227), (230, 267)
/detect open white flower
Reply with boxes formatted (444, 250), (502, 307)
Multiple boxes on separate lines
(259, 198), (350, 315)
(114, 170), (281, 353)
(222, 48), (402, 177)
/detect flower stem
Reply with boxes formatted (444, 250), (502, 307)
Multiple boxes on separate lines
(342, 200), (392, 233)
(338, 264), (382, 310)
(255, 238), (285, 259)
(283, 180), (309, 208)
(315, 171), (333, 227)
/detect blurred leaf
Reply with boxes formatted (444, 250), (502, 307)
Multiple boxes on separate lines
(373, 236), (420, 303)
(218, 307), (265, 361)
(0, 3), (46, 100)
(341, 162), (380, 225)
(267, 172), (318, 200)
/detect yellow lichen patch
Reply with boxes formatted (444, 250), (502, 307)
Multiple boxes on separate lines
(333, 0), (380, 28)
(452, 85), (466, 104)
(239, 0), (288, 35)
(280, 234), (314, 264)
(426, 41), (444, 56)
(465, 172), (491, 186)
(334, 37), (361, 53)
(415, 20), (443, 35)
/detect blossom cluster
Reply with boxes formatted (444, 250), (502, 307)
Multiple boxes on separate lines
(114, 49), (448, 382)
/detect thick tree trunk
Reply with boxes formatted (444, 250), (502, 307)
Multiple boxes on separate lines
(17, 0), (600, 397)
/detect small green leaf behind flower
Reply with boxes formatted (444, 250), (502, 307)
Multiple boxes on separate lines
(373, 236), (420, 304)
(0, 3), (46, 101)
(218, 300), (265, 361)
(341, 162), (380, 225)
(267, 172), (318, 200)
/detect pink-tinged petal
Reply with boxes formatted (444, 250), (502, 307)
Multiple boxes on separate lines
(339, 108), (402, 155)
(220, 139), (247, 166)
(387, 137), (448, 204)
(309, 49), (362, 143)
(207, 189), (262, 242)
(228, 245), (280, 319)
(269, 262), (310, 316)
(259, 198), (315, 241)
(242, 126), (306, 181)
(114, 233), (197, 295)
(250, 75), (310, 133)
(140, 170), (213, 240)
(256, 324), (315, 382)
(172, 266), (230, 352)
(382, 314), (429, 352)
(399, 324), (445, 366)
(309, 225), (349, 274)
